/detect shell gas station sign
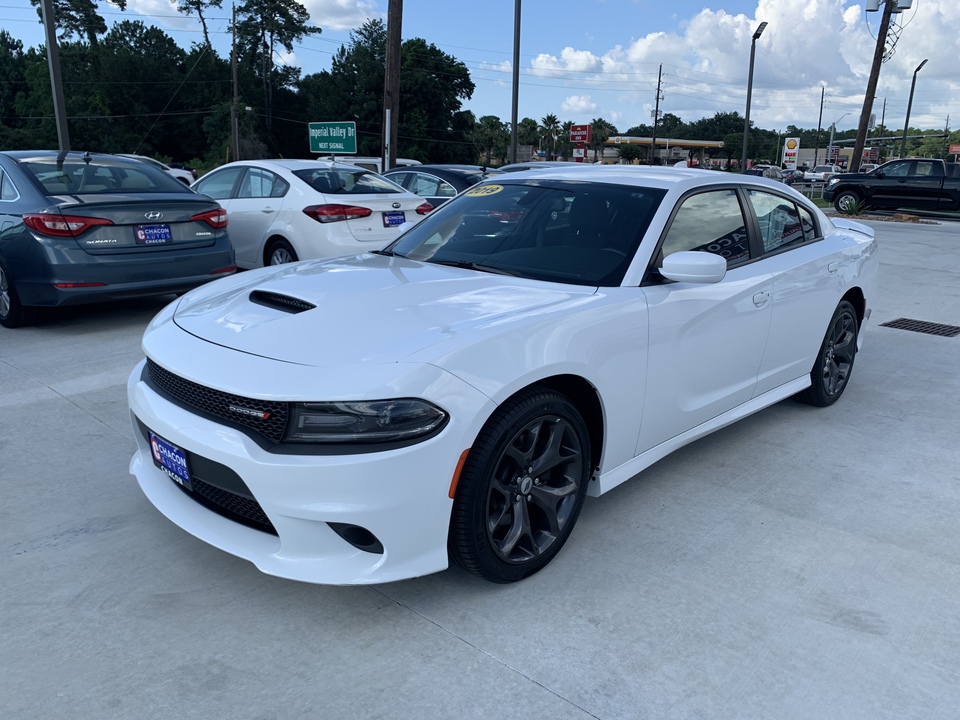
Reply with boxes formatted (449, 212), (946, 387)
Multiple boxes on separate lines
(782, 137), (800, 170)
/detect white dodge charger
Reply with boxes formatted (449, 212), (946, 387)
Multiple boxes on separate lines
(128, 166), (879, 585)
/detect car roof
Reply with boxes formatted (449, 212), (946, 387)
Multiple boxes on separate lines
(212, 158), (377, 173)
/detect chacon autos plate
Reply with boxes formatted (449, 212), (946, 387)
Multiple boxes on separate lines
(135, 224), (173, 244)
(148, 430), (192, 490)
(382, 211), (405, 228)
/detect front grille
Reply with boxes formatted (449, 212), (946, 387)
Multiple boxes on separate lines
(147, 358), (289, 443)
(186, 475), (277, 535)
(879, 318), (960, 338)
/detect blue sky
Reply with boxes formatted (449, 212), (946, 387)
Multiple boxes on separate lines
(9, 0), (960, 136)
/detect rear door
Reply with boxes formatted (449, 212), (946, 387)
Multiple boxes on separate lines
(221, 167), (290, 266)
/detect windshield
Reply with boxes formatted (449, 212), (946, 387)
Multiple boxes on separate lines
(386, 180), (666, 287)
(20, 155), (191, 195)
(292, 167), (405, 195)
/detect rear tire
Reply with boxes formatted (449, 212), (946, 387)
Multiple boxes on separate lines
(0, 261), (37, 329)
(266, 239), (298, 266)
(449, 387), (591, 583)
(797, 300), (859, 407)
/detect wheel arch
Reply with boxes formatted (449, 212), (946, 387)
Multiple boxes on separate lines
(496, 374), (605, 473)
(263, 234), (292, 265)
(841, 286), (866, 327)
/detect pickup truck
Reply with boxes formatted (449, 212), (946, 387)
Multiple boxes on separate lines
(824, 158), (960, 213)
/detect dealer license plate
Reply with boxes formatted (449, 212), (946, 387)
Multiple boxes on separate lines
(382, 211), (405, 228)
(148, 431), (192, 490)
(135, 224), (173, 244)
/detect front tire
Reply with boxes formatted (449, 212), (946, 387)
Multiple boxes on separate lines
(0, 262), (37, 329)
(449, 387), (591, 583)
(797, 300), (859, 407)
(833, 190), (862, 214)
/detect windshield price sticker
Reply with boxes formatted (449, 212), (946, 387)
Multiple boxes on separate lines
(465, 185), (503, 197)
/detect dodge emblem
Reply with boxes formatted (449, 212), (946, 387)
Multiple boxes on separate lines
(144, 211), (163, 220)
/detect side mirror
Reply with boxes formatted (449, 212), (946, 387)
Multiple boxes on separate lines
(873, 171), (883, 178)
(660, 251), (727, 284)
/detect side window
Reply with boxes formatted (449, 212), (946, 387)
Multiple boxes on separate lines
(798, 204), (818, 242)
(747, 191), (806, 253)
(883, 161), (911, 178)
(194, 167), (243, 200)
(437, 179), (457, 198)
(0, 169), (19, 201)
(412, 173), (442, 197)
(388, 172), (413, 190)
(237, 168), (287, 198)
(660, 190), (750, 265)
(914, 161), (943, 177)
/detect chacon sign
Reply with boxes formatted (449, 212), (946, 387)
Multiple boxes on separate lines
(308, 121), (357, 154)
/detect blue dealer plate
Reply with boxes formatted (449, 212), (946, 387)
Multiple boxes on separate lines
(149, 431), (192, 490)
(382, 211), (405, 227)
(135, 224), (173, 244)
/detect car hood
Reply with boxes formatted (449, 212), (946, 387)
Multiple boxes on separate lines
(172, 254), (596, 367)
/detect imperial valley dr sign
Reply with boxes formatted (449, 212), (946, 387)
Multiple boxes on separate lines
(308, 121), (357, 154)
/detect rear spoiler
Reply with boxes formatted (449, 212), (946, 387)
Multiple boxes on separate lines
(832, 217), (875, 238)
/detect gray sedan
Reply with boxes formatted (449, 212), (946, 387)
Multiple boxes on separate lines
(0, 151), (235, 328)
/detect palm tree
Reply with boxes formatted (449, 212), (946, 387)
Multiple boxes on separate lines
(590, 118), (615, 162)
(557, 120), (574, 160)
(541, 113), (560, 161)
(472, 115), (508, 166)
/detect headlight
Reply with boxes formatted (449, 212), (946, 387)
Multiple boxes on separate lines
(828, 177), (840, 185)
(284, 399), (447, 444)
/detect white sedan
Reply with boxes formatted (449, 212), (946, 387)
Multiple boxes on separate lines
(191, 159), (433, 267)
(128, 167), (879, 585)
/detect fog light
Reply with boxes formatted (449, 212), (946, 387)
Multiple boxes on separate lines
(328, 523), (384, 554)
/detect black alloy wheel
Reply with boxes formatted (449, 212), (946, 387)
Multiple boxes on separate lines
(449, 387), (591, 583)
(798, 300), (859, 407)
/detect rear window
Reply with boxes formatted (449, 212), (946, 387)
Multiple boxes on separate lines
(19, 155), (190, 195)
(292, 168), (403, 195)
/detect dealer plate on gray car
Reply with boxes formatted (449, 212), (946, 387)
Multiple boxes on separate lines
(149, 430), (192, 490)
(135, 224), (173, 244)
(382, 211), (405, 227)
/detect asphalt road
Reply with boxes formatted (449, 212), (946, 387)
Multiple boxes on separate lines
(2, 219), (959, 720)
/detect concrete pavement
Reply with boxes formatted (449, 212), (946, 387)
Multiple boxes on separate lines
(2, 219), (959, 719)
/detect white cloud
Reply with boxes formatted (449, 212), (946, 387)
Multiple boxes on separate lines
(561, 95), (597, 114)
(301, 0), (381, 31)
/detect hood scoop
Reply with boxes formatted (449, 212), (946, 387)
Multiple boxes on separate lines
(249, 290), (316, 314)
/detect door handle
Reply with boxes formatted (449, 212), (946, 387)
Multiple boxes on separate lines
(752, 291), (769, 307)
(261, 207), (275, 213)
(828, 261), (840, 273)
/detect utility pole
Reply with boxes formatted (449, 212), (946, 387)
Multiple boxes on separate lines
(851, 0), (894, 172)
(231, 4), (240, 162)
(814, 87), (824, 165)
(40, 0), (70, 153)
(650, 64), (662, 165)
(382, 0), (402, 171)
(509, 0), (521, 164)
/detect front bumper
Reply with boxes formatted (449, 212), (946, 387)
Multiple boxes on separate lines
(127, 351), (495, 585)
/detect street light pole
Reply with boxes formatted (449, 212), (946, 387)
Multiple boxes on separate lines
(827, 113), (849, 166)
(900, 58), (928, 158)
(509, 0), (521, 164)
(740, 21), (767, 173)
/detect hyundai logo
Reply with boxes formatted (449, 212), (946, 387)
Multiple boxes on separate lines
(392, 202), (401, 209)
(144, 211), (163, 220)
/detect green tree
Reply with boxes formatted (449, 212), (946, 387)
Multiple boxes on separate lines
(540, 113), (559, 161)
(518, 117), (539, 146)
(29, 0), (125, 46)
(473, 115), (508, 165)
(175, 0), (224, 51)
(617, 144), (644, 163)
(589, 117), (615, 162)
(236, 0), (320, 131)
(557, 120), (574, 160)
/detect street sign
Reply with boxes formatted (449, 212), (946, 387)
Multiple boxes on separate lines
(570, 124), (592, 143)
(308, 121), (357, 154)
(949, 144), (960, 155)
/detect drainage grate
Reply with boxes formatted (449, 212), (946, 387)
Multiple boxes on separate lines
(879, 318), (960, 337)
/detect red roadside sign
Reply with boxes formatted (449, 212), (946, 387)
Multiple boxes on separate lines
(570, 124), (592, 143)
(949, 144), (960, 154)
